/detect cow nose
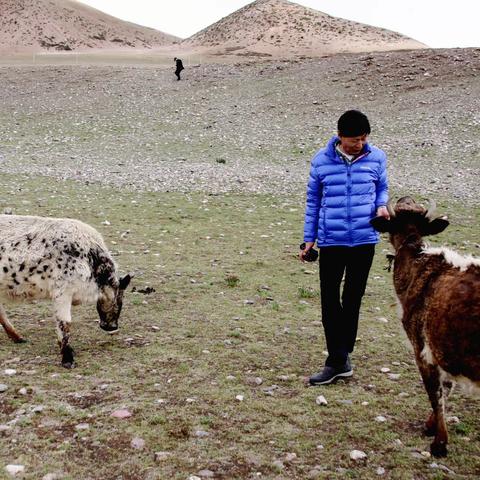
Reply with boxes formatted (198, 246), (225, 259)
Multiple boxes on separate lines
(100, 323), (118, 333)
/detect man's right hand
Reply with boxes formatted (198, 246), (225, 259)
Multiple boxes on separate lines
(299, 241), (315, 262)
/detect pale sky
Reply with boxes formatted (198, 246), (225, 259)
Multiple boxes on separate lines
(77, 0), (480, 48)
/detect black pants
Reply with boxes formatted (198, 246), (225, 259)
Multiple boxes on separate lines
(319, 244), (375, 368)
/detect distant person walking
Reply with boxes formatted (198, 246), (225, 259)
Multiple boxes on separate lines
(174, 57), (184, 81)
(300, 110), (389, 386)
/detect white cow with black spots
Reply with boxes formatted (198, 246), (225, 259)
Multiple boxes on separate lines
(0, 214), (131, 368)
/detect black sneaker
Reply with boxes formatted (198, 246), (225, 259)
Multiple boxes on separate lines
(309, 363), (353, 386)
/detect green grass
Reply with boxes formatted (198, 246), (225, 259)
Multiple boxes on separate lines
(0, 174), (479, 479)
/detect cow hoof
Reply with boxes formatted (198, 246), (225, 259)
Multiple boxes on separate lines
(62, 361), (75, 369)
(430, 442), (448, 457)
(14, 337), (27, 344)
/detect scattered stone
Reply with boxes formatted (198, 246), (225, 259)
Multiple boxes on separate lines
(5, 465), (25, 476)
(75, 423), (90, 431)
(447, 416), (460, 424)
(272, 460), (285, 471)
(380, 367), (390, 373)
(194, 430), (210, 438)
(0, 384), (8, 393)
(131, 437), (145, 449)
(198, 469), (215, 478)
(235, 394), (244, 401)
(315, 395), (328, 406)
(375, 416), (387, 422)
(376, 466), (386, 475)
(387, 373), (401, 380)
(0, 425), (12, 435)
(350, 450), (367, 460)
(154, 451), (172, 462)
(42, 474), (60, 480)
(285, 452), (297, 462)
(4, 369), (16, 376)
(111, 409), (132, 419)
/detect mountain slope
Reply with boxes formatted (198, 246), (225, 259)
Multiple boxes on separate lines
(184, 0), (426, 56)
(0, 0), (180, 52)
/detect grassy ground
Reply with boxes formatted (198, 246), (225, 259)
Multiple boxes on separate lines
(0, 174), (478, 479)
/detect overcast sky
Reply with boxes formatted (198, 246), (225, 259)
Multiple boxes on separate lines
(77, 0), (479, 48)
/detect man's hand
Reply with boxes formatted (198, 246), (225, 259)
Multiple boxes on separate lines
(299, 241), (315, 262)
(376, 206), (390, 220)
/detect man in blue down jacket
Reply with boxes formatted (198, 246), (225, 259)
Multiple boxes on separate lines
(300, 110), (389, 385)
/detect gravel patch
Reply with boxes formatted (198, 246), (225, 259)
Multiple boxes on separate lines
(0, 48), (478, 202)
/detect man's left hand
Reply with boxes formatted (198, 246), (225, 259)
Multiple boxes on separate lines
(376, 206), (390, 220)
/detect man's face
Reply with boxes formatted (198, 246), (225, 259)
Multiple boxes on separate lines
(338, 133), (368, 155)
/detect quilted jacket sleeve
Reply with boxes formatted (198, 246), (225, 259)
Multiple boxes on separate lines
(374, 154), (389, 209)
(303, 160), (322, 243)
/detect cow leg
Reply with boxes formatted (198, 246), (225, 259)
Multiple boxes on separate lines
(0, 303), (26, 343)
(424, 379), (453, 436)
(54, 294), (75, 368)
(417, 359), (448, 457)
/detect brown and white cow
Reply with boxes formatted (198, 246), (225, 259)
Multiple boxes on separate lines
(371, 196), (480, 457)
(0, 214), (131, 368)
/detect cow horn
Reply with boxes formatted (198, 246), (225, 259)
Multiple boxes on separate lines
(386, 200), (396, 218)
(424, 198), (436, 220)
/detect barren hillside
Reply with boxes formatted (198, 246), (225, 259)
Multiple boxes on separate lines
(0, 0), (180, 53)
(184, 0), (426, 56)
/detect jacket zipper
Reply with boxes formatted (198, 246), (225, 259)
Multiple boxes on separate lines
(346, 162), (352, 245)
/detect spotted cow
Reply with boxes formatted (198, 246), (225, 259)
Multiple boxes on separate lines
(0, 214), (131, 368)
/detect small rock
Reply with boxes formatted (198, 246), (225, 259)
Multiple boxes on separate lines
(315, 395), (328, 406)
(5, 464), (25, 476)
(350, 450), (367, 460)
(387, 373), (400, 380)
(111, 409), (132, 419)
(375, 416), (387, 422)
(272, 460), (285, 470)
(0, 384), (8, 393)
(380, 367), (390, 373)
(75, 423), (90, 431)
(194, 430), (210, 438)
(198, 469), (215, 478)
(447, 416), (460, 424)
(131, 437), (145, 449)
(154, 451), (171, 462)
(4, 369), (16, 376)
(285, 452), (297, 462)
(0, 425), (11, 435)
(188, 476), (201, 480)
(42, 474), (60, 480)
(376, 466), (386, 475)
(235, 395), (244, 402)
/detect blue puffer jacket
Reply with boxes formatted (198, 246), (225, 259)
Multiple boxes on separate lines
(303, 136), (388, 247)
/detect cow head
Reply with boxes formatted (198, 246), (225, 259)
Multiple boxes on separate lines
(370, 196), (449, 251)
(97, 274), (132, 332)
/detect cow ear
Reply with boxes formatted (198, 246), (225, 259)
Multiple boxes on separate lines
(424, 217), (449, 236)
(370, 216), (392, 233)
(119, 274), (133, 290)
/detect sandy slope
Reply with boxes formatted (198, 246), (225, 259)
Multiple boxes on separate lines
(0, 0), (180, 53)
(183, 0), (427, 57)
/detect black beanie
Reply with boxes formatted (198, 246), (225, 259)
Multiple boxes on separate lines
(337, 110), (371, 137)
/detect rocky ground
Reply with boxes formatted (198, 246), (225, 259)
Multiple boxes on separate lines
(0, 47), (479, 203)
